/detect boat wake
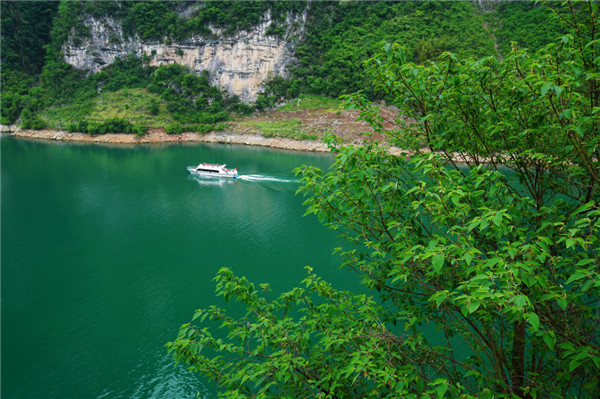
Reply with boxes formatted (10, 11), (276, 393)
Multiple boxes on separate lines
(238, 174), (299, 184)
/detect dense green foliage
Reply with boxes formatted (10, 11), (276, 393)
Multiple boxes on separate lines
(66, 117), (146, 136)
(237, 1), (565, 104)
(39, 59), (241, 132)
(0, 1), (58, 125)
(1, 0), (568, 132)
(1, 1), (58, 75)
(290, 1), (495, 98)
(122, 2), (182, 41)
(168, 2), (600, 397)
(120, 0), (306, 41)
(491, 2), (566, 57)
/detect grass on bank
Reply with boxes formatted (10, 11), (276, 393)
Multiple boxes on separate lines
(38, 91), (338, 140)
(234, 95), (342, 140)
(277, 94), (343, 112)
(42, 88), (175, 130)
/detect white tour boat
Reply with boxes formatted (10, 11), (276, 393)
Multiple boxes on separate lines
(187, 162), (239, 179)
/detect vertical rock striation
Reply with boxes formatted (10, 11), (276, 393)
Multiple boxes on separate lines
(62, 10), (305, 103)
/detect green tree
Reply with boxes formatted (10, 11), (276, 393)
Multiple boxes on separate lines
(291, 1), (496, 99)
(0, 1), (58, 75)
(122, 1), (178, 41)
(0, 1), (58, 124)
(168, 2), (599, 397)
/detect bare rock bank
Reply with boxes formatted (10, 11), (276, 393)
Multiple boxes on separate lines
(3, 126), (331, 153)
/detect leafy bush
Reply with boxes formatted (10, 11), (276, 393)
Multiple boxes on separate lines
(255, 76), (301, 110)
(1, 89), (26, 125)
(86, 122), (102, 135)
(187, 124), (213, 135)
(20, 112), (47, 130)
(100, 118), (134, 133)
(165, 123), (183, 135)
(68, 118), (135, 135)
(1, 1), (59, 76)
(149, 99), (160, 116)
(133, 124), (147, 137)
(122, 2), (179, 41)
(148, 65), (229, 125)
(94, 55), (153, 92)
(493, 1), (565, 55)
(254, 93), (277, 112)
(77, 120), (88, 133)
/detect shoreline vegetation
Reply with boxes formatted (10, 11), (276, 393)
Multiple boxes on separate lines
(1, 102), (407, 155)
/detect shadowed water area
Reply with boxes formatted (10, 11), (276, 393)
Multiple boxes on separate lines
(1, 137), (358, 398)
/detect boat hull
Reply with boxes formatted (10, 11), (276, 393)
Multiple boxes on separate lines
(187, 166), (239, 179)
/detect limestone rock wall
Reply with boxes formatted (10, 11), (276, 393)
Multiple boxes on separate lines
(62, 10), (305, 103)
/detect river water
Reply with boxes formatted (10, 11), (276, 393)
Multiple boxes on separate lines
(1, 136), (357, 398)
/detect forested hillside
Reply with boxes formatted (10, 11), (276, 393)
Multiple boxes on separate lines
(1, 0), (563, 133)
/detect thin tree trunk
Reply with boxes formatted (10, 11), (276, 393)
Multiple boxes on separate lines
(511, 320), (526, 397)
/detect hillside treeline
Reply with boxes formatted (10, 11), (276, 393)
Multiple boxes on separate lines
(1, 0), (563, 131)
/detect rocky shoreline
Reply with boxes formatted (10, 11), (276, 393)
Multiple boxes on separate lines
(1, 124), (411, 157)
(1, 125), (332, 153)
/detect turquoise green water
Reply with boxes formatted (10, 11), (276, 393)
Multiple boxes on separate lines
(1, 137), (356, 398)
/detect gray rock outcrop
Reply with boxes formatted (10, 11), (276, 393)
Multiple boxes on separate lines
(62, 9), (306, 103)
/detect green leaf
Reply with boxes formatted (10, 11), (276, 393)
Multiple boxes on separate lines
(576, 258), (594, 266)
(463, 252), (474, 266)
(432, 253), (445, 273)
(467, 220), (479, 232)
(566, 271), (586, 285)
(492, 212), (502, 226)
(486, 257), (502, 268)
(514, 295), (527, 309)
(543, 331), (556, 351)
(468, 300), (481, 314)
(569, 358), (583, 372)
(563, 108), (573, 119)
(554, 86), (563, 98)
(451, 195), (460, 206)
(480, 219), (490, 231)
(528, 312), (540, 331)
(557, 296), (568, 311)
(541, 83), (552, 96)
(432, 291), (449, 308)
(437, 381), (449, 397)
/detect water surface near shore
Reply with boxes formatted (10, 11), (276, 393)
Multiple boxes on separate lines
(1, 137), (357, 398)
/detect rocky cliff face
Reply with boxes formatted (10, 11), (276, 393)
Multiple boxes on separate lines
(62, 10), (305, 103)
